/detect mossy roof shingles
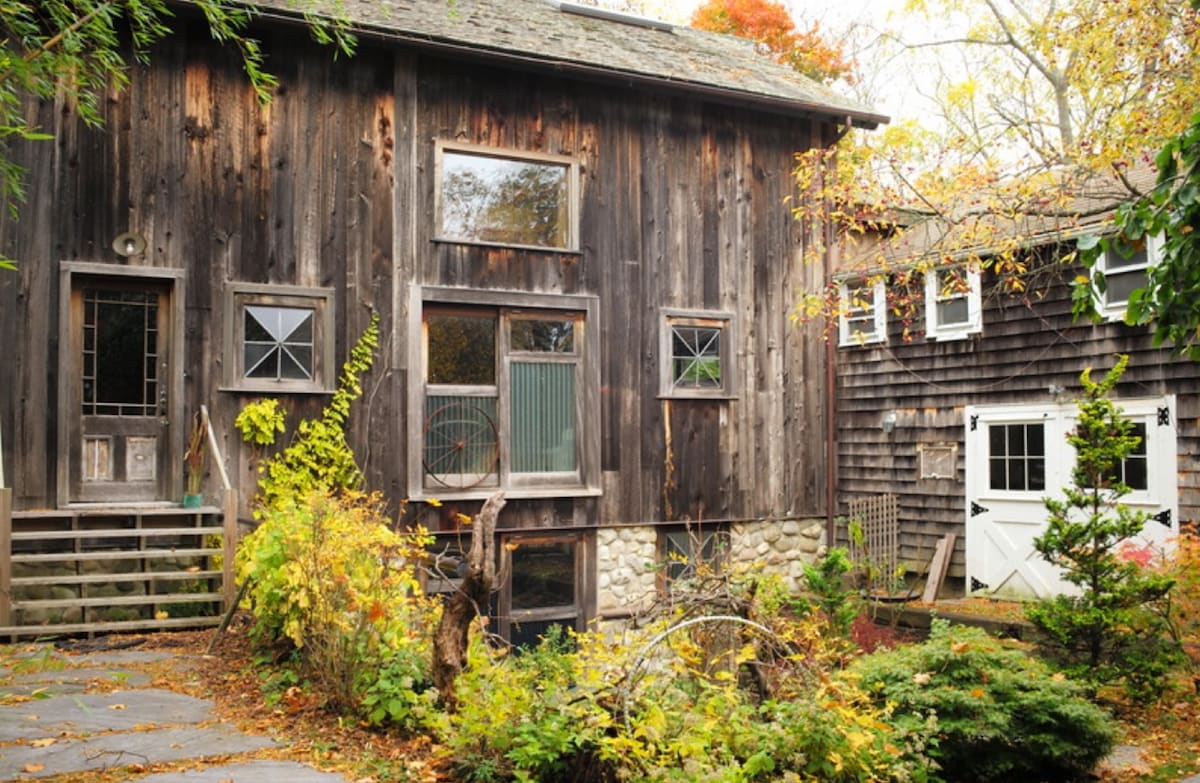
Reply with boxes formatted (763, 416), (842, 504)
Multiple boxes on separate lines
(243, 0), (885, 126)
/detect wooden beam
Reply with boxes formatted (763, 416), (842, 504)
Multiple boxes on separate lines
(922, 533), (957, 604)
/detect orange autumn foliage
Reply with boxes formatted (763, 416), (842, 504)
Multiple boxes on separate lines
(690, 0), (856, 85)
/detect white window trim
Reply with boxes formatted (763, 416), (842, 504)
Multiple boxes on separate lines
(837, 279), (887, 346)
(407, 286), (601, 501)
(1096, 234), (1160, 321)
(221, 282), (335, 393)
(924, 266), (981, 341)
(658, 309), (737, 400)
(432, 140), (581, 253)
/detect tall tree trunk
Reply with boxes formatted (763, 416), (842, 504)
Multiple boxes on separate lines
(431, 491), (506, 710)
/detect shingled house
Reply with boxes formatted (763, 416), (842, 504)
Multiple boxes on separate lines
(0, 0), (884, 638)
(831, 175), (1197, 599)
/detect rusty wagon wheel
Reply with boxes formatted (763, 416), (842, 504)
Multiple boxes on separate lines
(422, 401), (500, 489)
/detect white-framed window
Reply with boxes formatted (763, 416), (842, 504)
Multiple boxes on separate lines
(837, 279), (887, 346)
(408, 287), (600, 500)
(924, 265), (981, 340)
(1096, 235), (1159, 320)
(222, 283), (335, 393)
(659, 310), (736, 399)
(434, 140), (580, 252)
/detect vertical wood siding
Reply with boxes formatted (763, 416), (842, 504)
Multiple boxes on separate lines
(0, 19), (831, 538)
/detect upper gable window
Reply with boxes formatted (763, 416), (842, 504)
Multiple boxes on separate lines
(838, 279), (887, 346)
(1096, 235), (1158, 320)
(924, 266), (981, 341)
(659, 310), (736, 399)
(223, 283), (334, 393)
(435, 141), (579, 252)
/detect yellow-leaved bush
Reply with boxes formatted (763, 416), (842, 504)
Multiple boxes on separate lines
(236, 489), (439, 724)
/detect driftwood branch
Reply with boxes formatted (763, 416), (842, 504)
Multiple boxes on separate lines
(431, 491), (506, 710)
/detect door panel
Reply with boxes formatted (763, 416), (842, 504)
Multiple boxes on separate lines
(965, 400), (1177, 599)
(68, 281), (173, 503)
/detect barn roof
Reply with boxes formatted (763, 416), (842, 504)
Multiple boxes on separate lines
(239, 0), (887, 128)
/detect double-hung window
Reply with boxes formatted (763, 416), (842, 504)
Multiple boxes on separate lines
(435, 141), (579, 252)
(837, 279), (887, 346)
(1096, 235), (1159, 320)
(924, 266), (981, 340)
(410, 287), (599, 499)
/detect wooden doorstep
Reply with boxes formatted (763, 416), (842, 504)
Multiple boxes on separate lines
(14, 592), (224, 611)
(11, 527), (225, 541)
(0, 615), (223, 639)
(13, 569), (223, 588)
(12, 547), (220, 564)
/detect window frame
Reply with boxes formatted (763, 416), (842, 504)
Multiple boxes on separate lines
(924, 265), (982, 341)
(658, 524), (730, 592)
(837, 278), (887, 346)
(1096, 234), (1159, 321)
(433, 140), (581, 253)
(222, 282), (335, 393)
(658, 309), (737, 400)
(408, 286), (600, 501)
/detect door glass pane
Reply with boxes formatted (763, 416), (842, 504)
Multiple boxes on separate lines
(1120, 422), (1148, 490)
(427, 312), (496, 385)
(511, 362), (576, 473)
(82, 289), (158, 416)
(988, 423), (1045, 491)
(511, 539), (576, 610)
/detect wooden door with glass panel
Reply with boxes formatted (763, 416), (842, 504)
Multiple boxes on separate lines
(67, 280), (173, 503)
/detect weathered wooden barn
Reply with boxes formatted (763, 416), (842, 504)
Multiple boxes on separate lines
(0, 0), (884, 639)
(832, 197), (1199, 599)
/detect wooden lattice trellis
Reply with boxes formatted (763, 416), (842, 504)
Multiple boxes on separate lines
(846, 494), (900, 596)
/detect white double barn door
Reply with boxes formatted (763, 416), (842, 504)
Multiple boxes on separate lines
(964, 398), (1178, 599)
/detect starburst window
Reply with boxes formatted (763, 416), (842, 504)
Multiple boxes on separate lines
(659, 310), (736, 399)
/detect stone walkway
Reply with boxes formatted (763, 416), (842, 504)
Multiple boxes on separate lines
(0, 646), (350, 782)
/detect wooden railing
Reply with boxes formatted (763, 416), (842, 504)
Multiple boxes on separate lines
(0, 406), (240, 639)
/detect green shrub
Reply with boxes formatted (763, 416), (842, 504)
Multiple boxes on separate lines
(848, 620), (1115, 783)
(440, 622), (933, 783)
(1027, 356), (1180, 699)
(236, 489), (438, 728)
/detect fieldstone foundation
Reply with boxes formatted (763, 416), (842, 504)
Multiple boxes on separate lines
(596, 518), (827, 617)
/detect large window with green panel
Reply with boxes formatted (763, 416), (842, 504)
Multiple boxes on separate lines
(410, 288), (599, 499)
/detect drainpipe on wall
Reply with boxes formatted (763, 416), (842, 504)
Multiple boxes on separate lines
(825, 302), (837, 551)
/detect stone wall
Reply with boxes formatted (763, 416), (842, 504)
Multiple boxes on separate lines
(595, 518), (827, 617)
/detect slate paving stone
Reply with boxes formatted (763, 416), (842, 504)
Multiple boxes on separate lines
(133, 759), (350, 782)
(0, 724), (278, 779)
(3, 668), (152, 696)
(0, 689), (214, 741)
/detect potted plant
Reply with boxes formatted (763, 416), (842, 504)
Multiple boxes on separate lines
(183, 410), (207, 507)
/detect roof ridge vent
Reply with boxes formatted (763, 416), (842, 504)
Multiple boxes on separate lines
(554, 1), (674, 32)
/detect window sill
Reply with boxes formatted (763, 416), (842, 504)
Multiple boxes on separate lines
(838, 338), (886, 348)
(432, 236), (583, 255)
(219, 383), (334, 395)
(409, 485), (602, 502)
(658, 393), (738, 401)
(927, 328), (980, 342)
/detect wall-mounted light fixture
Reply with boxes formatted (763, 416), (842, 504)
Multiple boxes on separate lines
(112, 232), (146, 257)
(882, 410), (898, 434)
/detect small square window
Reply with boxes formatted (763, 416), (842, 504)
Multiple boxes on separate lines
(659, 310), (735, 399)
(838, 279), (887, 346)
(1096, 235), (1158, 320)
(660, 525), (729, 588)
(224, 283), (334, 393)
(435, 141), (579, 251)
(924, 266), (981, 341)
